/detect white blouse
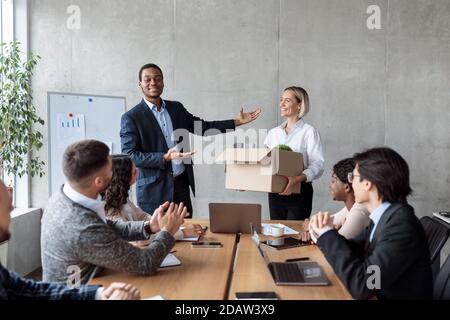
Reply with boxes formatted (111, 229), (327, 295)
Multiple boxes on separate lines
(332, 203), (371, 240)
(264, 118), (325, 182)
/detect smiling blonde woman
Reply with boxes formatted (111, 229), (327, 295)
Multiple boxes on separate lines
(264, 86), (324, 220)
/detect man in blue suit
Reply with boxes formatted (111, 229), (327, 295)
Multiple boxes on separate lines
(121, 63), (261, 217)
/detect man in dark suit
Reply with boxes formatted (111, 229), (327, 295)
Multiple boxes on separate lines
(309, 147), (432, 300)
(121, 63), (261, 217)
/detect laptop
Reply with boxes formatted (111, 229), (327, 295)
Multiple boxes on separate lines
(250, 223), (329, 286)
(209, 203), (262, 234)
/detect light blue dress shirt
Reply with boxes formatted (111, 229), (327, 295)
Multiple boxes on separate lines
(144, 99), (185, 177)
(369, 202), (391, 242)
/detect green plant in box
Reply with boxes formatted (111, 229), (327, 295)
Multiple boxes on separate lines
(276, 144), (292, 151)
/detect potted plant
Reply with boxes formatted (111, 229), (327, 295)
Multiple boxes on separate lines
(0, 41), (45, 187)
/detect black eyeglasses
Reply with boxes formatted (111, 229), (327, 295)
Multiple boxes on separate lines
(347, 172), (361, 183)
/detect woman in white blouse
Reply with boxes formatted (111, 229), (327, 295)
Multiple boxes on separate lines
(264, 86), (324, 220)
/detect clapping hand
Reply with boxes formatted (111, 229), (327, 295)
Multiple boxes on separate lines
(157, 202), (186, 236)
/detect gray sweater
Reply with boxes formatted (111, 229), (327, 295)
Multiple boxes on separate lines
(41, 187), (175, 284)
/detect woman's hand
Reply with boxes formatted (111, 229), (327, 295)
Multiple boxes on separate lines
(182, 224), (206, 238)
(279, 174), (306, 196)
(309, 211), (334, 242)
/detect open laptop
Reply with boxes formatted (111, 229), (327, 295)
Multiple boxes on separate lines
(209, 203), (262, 234)
(250, 223), (329, 286)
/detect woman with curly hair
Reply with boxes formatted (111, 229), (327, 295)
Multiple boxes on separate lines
(104, 154), (205, 242)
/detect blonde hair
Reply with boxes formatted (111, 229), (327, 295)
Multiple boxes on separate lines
(284, 86), (310, 118)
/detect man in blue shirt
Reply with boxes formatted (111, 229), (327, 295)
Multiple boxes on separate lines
(0, 180), (140, 300)
(309, 147), (432, 300)
(121, 63), (262, 217)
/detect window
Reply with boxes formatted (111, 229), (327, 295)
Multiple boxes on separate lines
(1, 0), (15, 187)
(1, 0), (14, 44)
(1, 0), (31, 207)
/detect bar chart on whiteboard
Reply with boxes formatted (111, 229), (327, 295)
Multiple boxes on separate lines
(56, 113), (86, 149)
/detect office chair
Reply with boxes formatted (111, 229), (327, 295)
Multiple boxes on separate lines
(420, 216), (450, 281)
(434, 253), (450, 300)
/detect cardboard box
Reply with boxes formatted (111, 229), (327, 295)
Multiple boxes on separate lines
(216, 148), (304, 193)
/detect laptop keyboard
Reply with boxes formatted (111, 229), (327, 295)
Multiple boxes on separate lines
(270, 262), (304, 283)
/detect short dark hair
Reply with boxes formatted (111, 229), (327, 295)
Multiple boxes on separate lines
(63, 140), (110, 185)
(353, 147), (412, 203)
(333, 158), (356, 190)
(138, 63), (163, 81)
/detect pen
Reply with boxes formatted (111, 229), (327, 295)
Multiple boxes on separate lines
(285, 257), (309, 263)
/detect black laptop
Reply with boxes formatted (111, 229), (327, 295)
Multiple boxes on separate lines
(250, 223), (329, 286)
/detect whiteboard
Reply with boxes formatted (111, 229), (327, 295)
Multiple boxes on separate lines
(48, 92), (126, 195)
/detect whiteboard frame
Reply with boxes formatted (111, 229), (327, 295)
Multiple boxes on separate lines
(47, 91), (126, 196)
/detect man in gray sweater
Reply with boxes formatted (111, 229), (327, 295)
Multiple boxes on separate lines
(1, 179), (140, 300)
(41, 140), (185, 284)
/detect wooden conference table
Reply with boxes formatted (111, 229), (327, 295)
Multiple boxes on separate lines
(90, 220), (351, 300)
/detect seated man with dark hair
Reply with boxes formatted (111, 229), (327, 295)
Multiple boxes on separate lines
(309, 147), (432, 300)
(41, 139), (186, 284)
(0, 180), (140, 300)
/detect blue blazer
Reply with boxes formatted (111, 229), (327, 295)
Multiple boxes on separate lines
(120, 99), (235, 214)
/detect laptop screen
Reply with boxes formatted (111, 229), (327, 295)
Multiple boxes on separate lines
(250, 222), (272, 266)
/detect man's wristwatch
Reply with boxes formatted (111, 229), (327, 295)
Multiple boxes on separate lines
(144, 221), (152, 234)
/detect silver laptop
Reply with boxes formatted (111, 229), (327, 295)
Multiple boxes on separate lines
(209, 203), (262, 234)
(250, 223), (329, 286)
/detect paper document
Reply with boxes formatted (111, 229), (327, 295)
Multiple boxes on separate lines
(179, 235), (200, 242)
(261, 223), (299, 236)
(159, 253), (181, 268)
(143, 295), (166, 300)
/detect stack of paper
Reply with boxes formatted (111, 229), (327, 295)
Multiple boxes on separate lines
(178, 235), (200, 242)
(159, 253), (181, 268)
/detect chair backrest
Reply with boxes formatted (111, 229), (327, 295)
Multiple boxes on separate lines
(434, 253), (450, 300)
(421, 216), (450, 263)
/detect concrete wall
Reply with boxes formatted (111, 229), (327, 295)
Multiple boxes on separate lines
(29, 0), (450, 219)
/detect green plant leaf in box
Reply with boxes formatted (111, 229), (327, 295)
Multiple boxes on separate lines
(276, 144), (292, 151)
